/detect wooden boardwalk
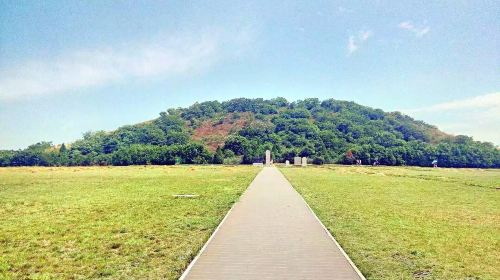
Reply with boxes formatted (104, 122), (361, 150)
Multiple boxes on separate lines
(180, 167), (364, 280)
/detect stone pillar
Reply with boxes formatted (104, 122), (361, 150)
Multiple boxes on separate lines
(294, 157), (301, 166)
(285, 160), (290, 167)
(265, 150), (271, 166)
(301, 157), (307, 167)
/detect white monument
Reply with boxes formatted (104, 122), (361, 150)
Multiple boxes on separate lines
(265, 150), (271, 166)
(294, 157), (301, 166)
(285, 160), (290, 167)
(301, 157), (307, 167)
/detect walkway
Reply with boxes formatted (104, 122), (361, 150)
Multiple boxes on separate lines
(181, 167), (364, 280)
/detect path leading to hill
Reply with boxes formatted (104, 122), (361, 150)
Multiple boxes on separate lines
(181, 167), (364, 280)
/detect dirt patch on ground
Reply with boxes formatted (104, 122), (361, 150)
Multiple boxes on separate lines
(192, 112), (253, 152)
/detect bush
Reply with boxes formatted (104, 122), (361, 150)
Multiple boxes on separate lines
(151, 146), (177, 165)
(313, 157), (325, 165)
(223, 156), (242, 165)
(212, 147), (224, 164)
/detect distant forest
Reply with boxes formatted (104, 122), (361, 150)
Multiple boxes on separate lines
(1, 98), (498, 168)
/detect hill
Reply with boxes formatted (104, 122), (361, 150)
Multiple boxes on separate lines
(1, 98), (498, 168)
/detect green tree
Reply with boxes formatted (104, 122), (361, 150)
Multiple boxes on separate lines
(223, 135), (249, 156)
(212, 146), (224, 164)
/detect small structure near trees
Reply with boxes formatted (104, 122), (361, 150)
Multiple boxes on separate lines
(265, 150), (271, 166)
(294, 157), (301, 166)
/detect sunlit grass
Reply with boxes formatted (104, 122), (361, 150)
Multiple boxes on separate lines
(0, 165), (259, 279)
(281, 165), (500, 280)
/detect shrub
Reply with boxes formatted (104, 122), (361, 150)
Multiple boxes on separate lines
(223, 156), (242, 165)
(313, 157), (325, 165)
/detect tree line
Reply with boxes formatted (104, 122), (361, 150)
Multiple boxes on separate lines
(1, 98), (498, 168)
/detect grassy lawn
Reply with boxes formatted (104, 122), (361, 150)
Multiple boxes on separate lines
(0, 165), (259, 280)
(280, 165), (500, 280)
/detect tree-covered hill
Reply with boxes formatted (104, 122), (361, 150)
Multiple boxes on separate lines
(1, 98), (498, 168)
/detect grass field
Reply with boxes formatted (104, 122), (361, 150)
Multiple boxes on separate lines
(281, 165), (500, 280)
(0, 165), (259, 280)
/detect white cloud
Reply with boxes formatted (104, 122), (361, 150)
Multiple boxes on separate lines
(360, 30), (372, 41)
(398, 21), (430, 37)
(0, 33), (221, 101)
(347, 36), (358, 54)
(405, 92), (500, 113)
(403, 92), (500, 144)
(347, 30), (373, 55)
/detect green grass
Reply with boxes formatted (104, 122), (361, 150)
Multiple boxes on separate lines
(280, 165), (500, 280)
(0, 165), (259, 280)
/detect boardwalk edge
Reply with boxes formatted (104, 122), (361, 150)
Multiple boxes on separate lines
(279, 168), (367, 280)
(178, 168), (263, 280)
(179, 195), (236, 280)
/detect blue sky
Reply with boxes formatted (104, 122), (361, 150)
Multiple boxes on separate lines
(0, 0), (498, 149)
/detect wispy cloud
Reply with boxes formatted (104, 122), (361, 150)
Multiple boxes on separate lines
(405, 92), (500, 113)
(347, 37), (358, 54)
(403, 92), (500, 144)
(347, 30), (373, 55)
(398, 21), (430, 37)
(337, 6), (351, 14)
(0, 32), (222, 101)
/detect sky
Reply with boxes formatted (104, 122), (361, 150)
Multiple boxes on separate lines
(0, 0), (499, 149)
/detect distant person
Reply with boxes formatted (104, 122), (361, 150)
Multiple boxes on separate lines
(373, 159), (379, 166)
(432, 159), (438, 168)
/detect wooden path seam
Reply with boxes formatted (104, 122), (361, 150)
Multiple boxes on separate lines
(291, 175), (366, 280)
(179, 166), (365, 280)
